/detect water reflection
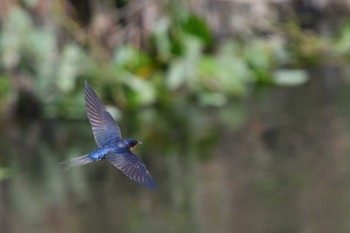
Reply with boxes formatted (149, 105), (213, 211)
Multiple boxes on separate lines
(2, 68), (350, 233)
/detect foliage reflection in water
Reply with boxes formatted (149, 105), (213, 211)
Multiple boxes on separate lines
(2, 72), (350, 233)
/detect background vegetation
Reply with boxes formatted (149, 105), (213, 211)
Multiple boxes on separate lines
(1, 0), (350, 117)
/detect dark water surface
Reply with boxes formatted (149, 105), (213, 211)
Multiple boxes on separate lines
(2, 67), (350, 233)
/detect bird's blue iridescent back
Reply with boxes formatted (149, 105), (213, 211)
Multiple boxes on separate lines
(88, 147), (114, 161)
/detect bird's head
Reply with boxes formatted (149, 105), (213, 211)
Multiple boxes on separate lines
(126, 139), (142, 150)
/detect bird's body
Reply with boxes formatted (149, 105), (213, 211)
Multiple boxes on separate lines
(88, 147), (114, 161)
(88, 140), (133, 161)
(62, 81), (158, 189)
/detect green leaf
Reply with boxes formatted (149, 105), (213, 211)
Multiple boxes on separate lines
(167, 59), (188, 90)
(273, 69), (308, 86)
(198, 92), (227, 106)
(0, 167), (12, 180)
(181, 14), (212, 46)
(152, 18), (172, 61)
(166, 37), (203, 90)
(0, 7), (33, 68)
(122, 74), (155, 106)
(56, 44), (85, 92)
(113, 45), (151, 72)
(198, 56), (217, 76)
(0, 75), (11, 96)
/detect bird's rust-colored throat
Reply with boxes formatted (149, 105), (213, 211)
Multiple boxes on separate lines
(130, 141), (142, 151)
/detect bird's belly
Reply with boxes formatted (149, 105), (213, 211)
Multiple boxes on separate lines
(88, 148), (114, 161)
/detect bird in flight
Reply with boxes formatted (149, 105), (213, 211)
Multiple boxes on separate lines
(61, 81), (158, 189)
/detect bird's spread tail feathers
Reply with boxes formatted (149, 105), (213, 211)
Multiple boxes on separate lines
(59, 154), (92, 172)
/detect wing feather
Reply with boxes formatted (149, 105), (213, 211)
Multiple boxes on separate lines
(105, 151), (159, 189)
(84, 81), (122, 147)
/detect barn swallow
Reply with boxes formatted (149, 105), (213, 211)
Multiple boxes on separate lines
(61, 81), (158, 189)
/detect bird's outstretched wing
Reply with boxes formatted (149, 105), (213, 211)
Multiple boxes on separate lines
(84, 81), (122, 147)
(105, 151), (159, 189)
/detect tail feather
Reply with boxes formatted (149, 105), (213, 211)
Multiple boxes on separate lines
(59, 155), (92, 172)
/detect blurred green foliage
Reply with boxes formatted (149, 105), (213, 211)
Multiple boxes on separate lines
(0, 1), (350, 118)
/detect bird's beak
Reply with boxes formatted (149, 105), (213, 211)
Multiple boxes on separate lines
(138, 141), (143, 145)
